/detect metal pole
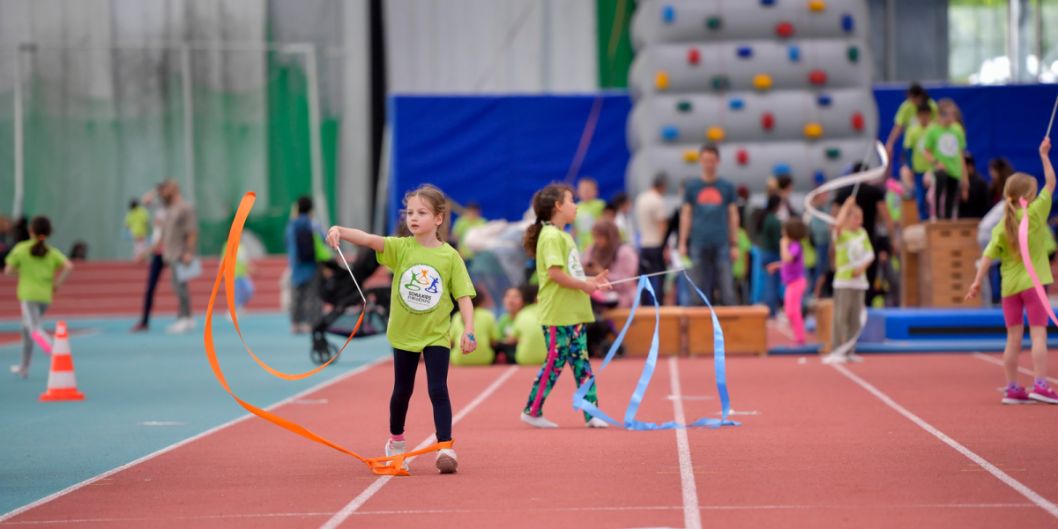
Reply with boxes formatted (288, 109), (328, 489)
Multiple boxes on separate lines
(885, 0), (896, 81)
(1010, 0), (1021, 82)
(12, 45), (24, 219)
(180, 44), (196, 202)
(302, 43), (330, 227)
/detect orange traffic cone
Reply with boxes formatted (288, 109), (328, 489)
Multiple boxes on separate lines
(40, 321), (84, 402)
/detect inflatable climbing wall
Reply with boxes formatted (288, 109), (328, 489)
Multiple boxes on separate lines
(627, 0), (877, 195)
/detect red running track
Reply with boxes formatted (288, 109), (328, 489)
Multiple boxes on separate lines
(3, 352), (1058, 529)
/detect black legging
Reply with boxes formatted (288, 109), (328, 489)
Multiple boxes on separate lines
(390, 346), (452, 442)
(138, 253), (166, 326)
(934, 170), (960, 220)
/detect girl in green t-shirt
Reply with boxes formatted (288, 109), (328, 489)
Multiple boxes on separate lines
(4, 217), (73, 379)
(520, 183), (612, 429)
(967, 138), (1057, 405)
(326, 184), (476, 474)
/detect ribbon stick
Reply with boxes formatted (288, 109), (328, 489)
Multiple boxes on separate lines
(203, 192), (451, 476)
(604, 267), (686, 286)
(1046, 94), (1058, 139)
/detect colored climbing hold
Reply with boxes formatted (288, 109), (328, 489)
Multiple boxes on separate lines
(825, 147), (841, 159)
(809, 0), (826, 12)
(656, 71), (670, 90)
(760, 0), (776, 5)
(676, 100), (693, 113)
(662, 5), (676, 24)
(706, 127), (725, 142)
(851, 112), (865, 131)
(775, 21), (794, 38)
(683, 149), (699, 163)
(712, 75), (731, 91)
(814, 170), (827, 186)
(804, 122), (823, 139)
(773, 163), (791, 176)
(788, 45), (801, 62)
(661, 125), (680, 141)
(847, 45), (860, 63)
(688, 48), (701, 65)
(737, 46), (753, 59)
(809, 69), (827, 85)
(817, 94), (833, 107)
(706, 16), (722, 30)
(761, 112), (775, 131)
(841, 13), (854, 32)
(752, 73), (773, 91)
(729, 97), (745, 110)
(736, 148), (749, 165)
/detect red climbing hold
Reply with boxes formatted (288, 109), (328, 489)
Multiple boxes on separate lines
(809, 69), (827, 85)
(851, 112), (865, 131)
(761, 112), (775, 131)
(775, 21), (794, 38)
(736, 148), (749, 165)
(687, 48), (701, 65)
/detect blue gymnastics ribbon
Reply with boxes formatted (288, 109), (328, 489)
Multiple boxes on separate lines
(572, 272), (739, 429)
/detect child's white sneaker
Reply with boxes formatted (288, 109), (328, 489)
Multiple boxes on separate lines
(435, 448), (458, 474)
(586, 417), (609, 428)
(9, 364), (26, 379)
(384, 438), (409, 471)
(821, 354), (848, 365)
(520, 412), (558, 428)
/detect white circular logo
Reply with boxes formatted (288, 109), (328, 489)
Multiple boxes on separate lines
(398, 264), (444, 313)
(937, 133), (960, 157)
(568, 249), (586, 280)
(847, 237), (868, 264)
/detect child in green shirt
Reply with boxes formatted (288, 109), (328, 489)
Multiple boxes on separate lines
(125, 199), (151, 259)
(521, 183), (611, 429)
(967, 138), (1057, 405)
(449, 289), (498, 366)
(922, 101), (968, 220)
(823, 196), (874, 365)
(4, 217), (73, 379)
(326, 184), (475, 474)
(573, 177), (606, 251)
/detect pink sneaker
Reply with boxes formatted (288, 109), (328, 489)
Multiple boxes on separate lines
(1029, 385), (1058, 404)
(1002, 386), (1033, 405)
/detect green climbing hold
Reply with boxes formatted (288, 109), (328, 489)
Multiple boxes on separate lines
(847, 45), (859, 63)
(825, 147), (841, 159)
(676, 100), (693, 113)
(706, 16), (722, 30)
(711, 75), (730, 90)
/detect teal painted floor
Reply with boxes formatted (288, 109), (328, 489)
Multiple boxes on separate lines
(0, 312), (390, 515)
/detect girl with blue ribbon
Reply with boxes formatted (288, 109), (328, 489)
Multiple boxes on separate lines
(967, 138), (1057, 405)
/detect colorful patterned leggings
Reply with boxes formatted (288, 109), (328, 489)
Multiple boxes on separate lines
(523, 324), (599, 422)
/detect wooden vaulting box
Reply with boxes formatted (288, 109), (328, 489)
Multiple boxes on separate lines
(605, 306), (684, 356)
(604, 306), (769, 357)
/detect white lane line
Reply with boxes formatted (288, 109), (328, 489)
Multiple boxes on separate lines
(971, 352), (1058, 385)
(668, 357), (702, 529)
(0, 356), (390, 523)
(831, 363), (1058, 520)
(319, 365), (520, 529)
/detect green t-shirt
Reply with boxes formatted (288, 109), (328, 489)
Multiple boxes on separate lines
(452, 216), (487, 259)
(512, 304), (548, 365)
(497, 313), (515, 341)
(923, 123), (967, 179)
(125, 206), (151, 239)
(984, 189), (1054, 297)
(536, 225), (593, 326)
(894, 99), (940, 148)
(376, 237), (476, 352)
(4, 241), (69, 304)
(832, 228), (874, 290)
(905, 122), (933, 174)
(574, 199), (606, 251)
(449, 307), (498, 366)
(732, 229), (752, 280)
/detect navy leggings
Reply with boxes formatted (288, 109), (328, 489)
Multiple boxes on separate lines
(390, 346), (452, 442)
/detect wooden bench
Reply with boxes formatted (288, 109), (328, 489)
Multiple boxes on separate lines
(604, 305), (769, 357)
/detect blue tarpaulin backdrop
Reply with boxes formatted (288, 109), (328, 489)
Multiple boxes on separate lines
(389, 85), (1058, 228)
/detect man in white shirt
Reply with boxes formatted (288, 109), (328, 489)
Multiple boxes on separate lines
(634, 174), (670, 303)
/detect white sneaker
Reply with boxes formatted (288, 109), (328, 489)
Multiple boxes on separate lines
(182, 317), (196, 330)
(435, 448), (458, 474)
(520, 412), (558, 428)
(385, 438), (409, 471)
(821, 354), (848, 365)
(586, 417), (610, 428)
(165, 319), (189, 334)
(10, 364), (26, 379)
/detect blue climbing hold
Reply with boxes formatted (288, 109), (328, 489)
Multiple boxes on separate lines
(760, 0), (776, 5)
(814, 170), (827, 186)
(788, 45), (800, 62)
(737, 45), (753, 59)
(817, 94), (833, 107)
(662, 5), (676, 24)
(729, 98), (745, 110)
(661, 125), (680, 141)
(773, 163), (792, 176)
(841, 13), (854, 32)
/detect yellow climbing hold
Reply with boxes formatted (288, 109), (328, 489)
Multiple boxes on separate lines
(752, 73), (773, 91)
(655, 71), (670, 90)
(808, 0), (825, 12)
(706, 127), (726, 142)
(683, 149), (699, 163)
(804, 122), (824, 139)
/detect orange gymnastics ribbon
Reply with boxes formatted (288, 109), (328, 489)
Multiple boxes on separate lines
(203, 192), (451, 476)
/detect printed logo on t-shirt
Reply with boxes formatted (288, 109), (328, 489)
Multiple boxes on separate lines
(398, 264), (444, 312)
(937, 132), (960, 157)
(843, 235), (869, 270)
(567, 248), (586, 280)
(697, 187), (723, 206)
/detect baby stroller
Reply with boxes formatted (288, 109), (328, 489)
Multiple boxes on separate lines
(310, 248), (391, 365)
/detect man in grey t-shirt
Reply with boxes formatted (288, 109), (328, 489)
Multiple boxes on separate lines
(160, 181), (198, 333)
(678, 144), (739, 306)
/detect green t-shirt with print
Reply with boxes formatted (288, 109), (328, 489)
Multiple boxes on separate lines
(894, 99), (940, 148)
(4, 241), (69, 304)
(512, 303), (548, 365)
(536, 225), (593, 326)
(832, 228), (874, 290)
(923, 123), (967, 179)
(376, 237), (476, 352)
(574, 199), (606, 251)
(905, 122), (933, 174)
(984, 188), (1054, 297)
(497, 313), (515, 341)
(449, 307), (498, 366)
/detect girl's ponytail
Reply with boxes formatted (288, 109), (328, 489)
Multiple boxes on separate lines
(28, 216), (52, 258)
(1003, 198), (1020, 254)
(1001, 173), (1038, 255)
(523, 183), (573, 256)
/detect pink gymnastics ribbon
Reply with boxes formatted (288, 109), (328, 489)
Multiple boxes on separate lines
(1017, 197), (1058, 327)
